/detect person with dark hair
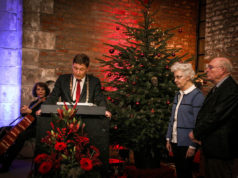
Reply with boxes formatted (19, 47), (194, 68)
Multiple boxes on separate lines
(0, 82), (50, 173)
(21, 82), (50, 117)
(44, 53), (111, 118)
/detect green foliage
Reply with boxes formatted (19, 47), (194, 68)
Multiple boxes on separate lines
(97, 0), (188, 158)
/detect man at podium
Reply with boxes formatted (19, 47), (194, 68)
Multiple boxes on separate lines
(43, 53), (111, 118)
(37, 53), (111, 176)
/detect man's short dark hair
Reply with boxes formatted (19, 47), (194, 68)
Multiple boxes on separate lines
(73, 54), (90, 67)
(32, 82), (50, 97)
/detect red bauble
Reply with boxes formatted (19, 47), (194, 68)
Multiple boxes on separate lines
(166, 100), (170, 105)
(116, 26), (120, 30)
(144, 0), (149, 4)
(109, 49), (115, 54)
(132, 81), (136, 85)
(114, 125), (118, 130)
(178, 28), (182, 33)
(107, 96), (111, 100)
(140, 53), (144, 57)
(136, 101), (140, 105)
(140, 64), (144, 67)
(151, 109), (155, 113)
(157, 53), (161, 57)
(172, 53), (175, 57)
(101, 86), (105, 91)
(165, 65), (169, 69)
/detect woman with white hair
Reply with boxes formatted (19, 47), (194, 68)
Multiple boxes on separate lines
(166, 62), (204, 178)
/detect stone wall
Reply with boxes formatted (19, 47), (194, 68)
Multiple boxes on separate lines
(22, 0), (55, 104)
(22, 0), (199, 105)
(0, 0), (22, 126)
(205, 0), (238, 81)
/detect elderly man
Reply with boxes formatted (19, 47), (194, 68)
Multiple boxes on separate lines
(189, 57), (238, 178)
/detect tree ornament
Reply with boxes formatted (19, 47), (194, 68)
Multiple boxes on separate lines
(151, 76), (158, 87)
(116, 26), (120, 30)
(151, 109), (155, 113)
(157, 53), (161, 57)
(178, 28), (182, 33)
(140, 53), (144, 57)
(107, 73), (112, 77)
(101, 86), (105, 91)
(136, 101), (140, 105)
(132, 81), (136, 85)
(172, 53), (175, 57)
(165, 65), (169, 70)
(114, 125), (118, 130)
(144, 0), (149, 4)
(140, 64), (144, 67)
(109, 49), (115, 54)
(107, 96), (111, 101)
(166, 100), (170, 105)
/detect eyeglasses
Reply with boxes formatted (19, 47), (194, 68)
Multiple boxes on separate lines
(174, 75), (183, 79)
(205, 64), (222, 70)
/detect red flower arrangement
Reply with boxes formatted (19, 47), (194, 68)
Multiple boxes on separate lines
(33, 102), (102, 177)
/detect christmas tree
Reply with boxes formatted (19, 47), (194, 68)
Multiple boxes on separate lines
(97, 0), (192, 164)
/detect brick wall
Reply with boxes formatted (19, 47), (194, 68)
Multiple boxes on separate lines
(22, 0), (199, 104)
(205, 0), (238, 82)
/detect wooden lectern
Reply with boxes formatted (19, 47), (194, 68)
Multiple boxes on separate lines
(36, 104), (109, 176)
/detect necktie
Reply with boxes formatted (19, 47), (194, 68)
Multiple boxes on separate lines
(76, 79), (81, 102)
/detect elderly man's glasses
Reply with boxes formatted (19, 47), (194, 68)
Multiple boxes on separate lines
(205, 64), (222, 70)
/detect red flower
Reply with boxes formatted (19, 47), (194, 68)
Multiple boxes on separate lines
(50, 122), (55, 130)
(63, 101), (68, 110)
(79, 136), (90, 144)
(38, 161), (53, 174)
(90, 145), (100, 158)
(80, 158), (93, 171)
(57, 109), (64, 119)
(69, 123), (80, 132)
(34, 153), (49, 164)
(54, 142), (67, 151)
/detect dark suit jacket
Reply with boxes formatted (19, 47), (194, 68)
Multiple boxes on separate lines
(44, 74), (107, 107)
(193, 76), (238, 159)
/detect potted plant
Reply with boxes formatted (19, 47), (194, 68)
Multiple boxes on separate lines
(31, 103), (102, 177)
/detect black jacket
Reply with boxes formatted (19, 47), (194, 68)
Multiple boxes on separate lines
(44, 74), (107, 107)
(193, 76), (238, 159)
